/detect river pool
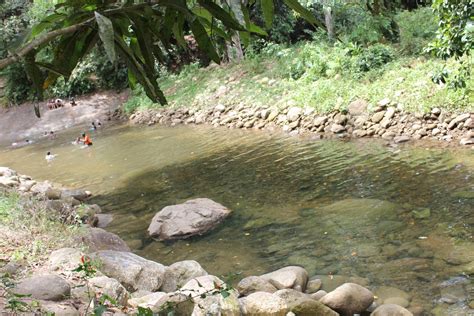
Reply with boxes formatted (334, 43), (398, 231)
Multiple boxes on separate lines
(0, 123), (473, 313)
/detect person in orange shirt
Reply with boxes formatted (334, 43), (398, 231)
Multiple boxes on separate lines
(79, 133), (93, 146)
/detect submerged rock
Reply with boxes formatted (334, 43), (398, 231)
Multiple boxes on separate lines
(14, 275), (70, 301)
(91, 250), (166, 292)
(371, 304), (413, 316)
(147, 198), (232, 240)
(411, 208), (430, 219)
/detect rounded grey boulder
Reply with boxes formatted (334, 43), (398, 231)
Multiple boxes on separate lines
(14, 275), (70, 301)
(320, 282), (374, 316)
(147, 198), (232, 240)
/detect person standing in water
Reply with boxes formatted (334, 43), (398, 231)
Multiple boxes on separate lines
(79, 133), (93, 146)
(45, 152), (57, 162)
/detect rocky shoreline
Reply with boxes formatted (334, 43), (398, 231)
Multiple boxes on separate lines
(1, 167), (471, 315)
(129, 99), (474, 147)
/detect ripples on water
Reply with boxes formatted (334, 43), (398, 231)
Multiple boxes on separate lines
(0, 124), (473, 311)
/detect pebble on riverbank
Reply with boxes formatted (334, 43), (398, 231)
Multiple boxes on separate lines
(129, 98), (474, 147)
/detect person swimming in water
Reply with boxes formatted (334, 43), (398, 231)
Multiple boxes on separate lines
(45, 151), (57, 162)
(79, 133), (93, 146)
(90, 122), (97, 131)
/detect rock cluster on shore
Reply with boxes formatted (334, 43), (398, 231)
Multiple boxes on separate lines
(129, 99), (474, 146)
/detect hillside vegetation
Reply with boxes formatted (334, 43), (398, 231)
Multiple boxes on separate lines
(125, 40), (472, 115)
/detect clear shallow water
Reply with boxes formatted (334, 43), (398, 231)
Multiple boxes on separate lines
(0, 124), (473, 312)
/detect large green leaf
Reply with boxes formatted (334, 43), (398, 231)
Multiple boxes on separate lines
(197, 0), (245, 31)
(95, 12), (116, 62)
(282, 0), (322, 27)
(23, 51), (44, 101)
(189, 18), (220, 63)
(260, 0), (274, 29)
(114, 33), (166, 104)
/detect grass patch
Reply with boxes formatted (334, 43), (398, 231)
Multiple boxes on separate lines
(0, 190), (82, 270)
(124, 41), (473, 114)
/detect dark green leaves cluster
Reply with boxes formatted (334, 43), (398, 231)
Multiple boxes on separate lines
(2, 0), (320, 105)
(427, 0), (473, 59)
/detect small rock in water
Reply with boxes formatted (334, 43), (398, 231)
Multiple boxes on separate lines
(411, 208), (431, 219)
(394, 135), (410, 143)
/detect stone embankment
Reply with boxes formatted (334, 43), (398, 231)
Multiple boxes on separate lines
(130, 98), (474, 146)
(0, 167), (467, 315)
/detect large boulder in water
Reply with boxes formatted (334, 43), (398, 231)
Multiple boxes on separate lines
(147, 198), (232, 240)
(320, 283), (374, 316)
(91, 250), (166, 292)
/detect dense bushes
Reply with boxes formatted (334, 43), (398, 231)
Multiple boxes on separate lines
(395, 8), (438, 55)
(48, 50), (128, 99)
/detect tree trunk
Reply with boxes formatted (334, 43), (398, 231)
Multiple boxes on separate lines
(323, 6), (335, 44)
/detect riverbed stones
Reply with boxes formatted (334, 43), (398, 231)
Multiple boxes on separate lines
(60, 189), (90, 201)
(291, 299), (339, 316)
(91, 250), (166, 292)
(0, 167), (17, 177)
(40, 301), (80, 316)
(273, 289), (314, 310)
(330, 124), (346, 133)
(311, 290), (328, 300)
(320, 283), (374, 316)
(77, 227), (130, 252)
(179, 275), (240, 316)
(305, 278), (322, 294)
(374, 286), (411, 307)
(260, 266), (308, 291)
(30, 181), (53, 195)
(160, 260), (208, 292)
(371, 111), (385, 123)
(347, 99), (368, 116)
(49, 248), (83, 271)
(394, 135), (410, 143)
(237, 276), (278, 296)
(147, 198), (232, 240)
(371, 304), (413, 316)
(287, 107), (302, 122)
(128, 292), (167, 309)
(239, 292), (288, 315)
(14, 274), (71, 301)
(89, 276), (129, 305)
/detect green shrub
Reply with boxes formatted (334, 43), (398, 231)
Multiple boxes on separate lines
(354, 44), (395, 73)
(2, 63), (32, 104)
(396, 8), (438, 55)
(48, 61), (97, 98)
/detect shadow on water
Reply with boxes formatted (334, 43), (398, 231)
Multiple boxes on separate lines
(89, 130), (473, 309)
